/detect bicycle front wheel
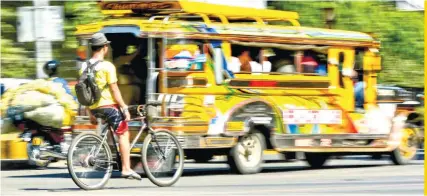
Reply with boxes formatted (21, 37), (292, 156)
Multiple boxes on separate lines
(67, 133), (113, 190)
(141, 129), (184, 187)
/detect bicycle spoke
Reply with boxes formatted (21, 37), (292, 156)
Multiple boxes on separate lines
(68, 134), (112, 190)
(142, 130), (184, 187)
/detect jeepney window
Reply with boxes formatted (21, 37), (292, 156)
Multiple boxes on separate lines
(163, 39), (206, 71)
(271, 49), (327, 76)
(300, 50), (327, 75)
(271, 49), (295, 73)
(354, 50), (364, 82)
(338, 52), (345, 88)
(354, 50), (364, 70)
(229, 44), (268, 73)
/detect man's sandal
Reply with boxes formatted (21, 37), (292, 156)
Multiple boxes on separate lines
(121, 171), (142, 180)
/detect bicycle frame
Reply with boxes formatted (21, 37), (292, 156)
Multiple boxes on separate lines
(93, 114), (159, 171)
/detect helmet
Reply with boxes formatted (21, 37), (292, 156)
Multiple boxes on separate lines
(43, 60), (60, 77)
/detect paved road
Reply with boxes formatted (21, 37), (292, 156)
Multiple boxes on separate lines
(1, 155), (424, 196)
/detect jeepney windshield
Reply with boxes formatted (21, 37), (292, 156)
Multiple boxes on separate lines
(163, 38), (206, 71)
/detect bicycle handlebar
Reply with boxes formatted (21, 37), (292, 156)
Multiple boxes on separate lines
(134, 102), (162, 117)
(146, 102), (162, 107)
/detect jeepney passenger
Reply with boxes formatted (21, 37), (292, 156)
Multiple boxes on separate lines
(260, 48), (275, 72)
(352, 70), (365, 109)
(301, 55), (319, 73)
(228, 50), (252, 73)
(113, 45), (142, 105)
(274, 59), (296, 73)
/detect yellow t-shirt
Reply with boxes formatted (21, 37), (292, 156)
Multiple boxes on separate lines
(79, 59), (118, 110)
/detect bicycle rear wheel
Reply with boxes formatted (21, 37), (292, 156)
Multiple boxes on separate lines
(141, 129), (184, 187)
(67, 133), (113, 190)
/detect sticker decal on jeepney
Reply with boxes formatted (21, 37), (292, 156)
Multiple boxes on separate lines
(282, 109), (342, 125)
(207, 108), (225, 135)
(203, 95), (215, 106)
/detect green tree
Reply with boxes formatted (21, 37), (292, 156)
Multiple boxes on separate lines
(1, 1), (104, 79)
(1, 3), (35, 78)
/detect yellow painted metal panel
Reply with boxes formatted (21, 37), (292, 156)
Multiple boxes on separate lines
(8, 140), (27, 160)
(1, 140), (8, 159)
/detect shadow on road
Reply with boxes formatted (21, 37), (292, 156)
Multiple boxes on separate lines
(8, 171), (132, 179)
(21, 185), (153, 192)
(181, 164), (390, 177)
(1, 162), (65, 171)
(7, 160), (423, 179)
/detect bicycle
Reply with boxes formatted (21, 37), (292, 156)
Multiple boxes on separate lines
(67, 102), (185, 190)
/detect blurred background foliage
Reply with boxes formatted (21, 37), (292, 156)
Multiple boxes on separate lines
(1, 1), (105, 79)
(1, 1), (424, 88)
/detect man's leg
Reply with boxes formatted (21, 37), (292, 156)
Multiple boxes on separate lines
(118, 130), (141, 180)
(118, 130), (131, 173)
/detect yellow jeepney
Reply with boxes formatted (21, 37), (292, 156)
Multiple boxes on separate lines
(73, 0), (420, 174)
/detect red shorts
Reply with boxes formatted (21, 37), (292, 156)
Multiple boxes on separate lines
(91, 104), (128, 135)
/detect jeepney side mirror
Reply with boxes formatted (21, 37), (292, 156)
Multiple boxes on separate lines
(214, 47), (224, 85)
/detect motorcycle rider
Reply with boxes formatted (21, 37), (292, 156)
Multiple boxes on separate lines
(43, 60), (74, 153)
(43, 60), (75, 98)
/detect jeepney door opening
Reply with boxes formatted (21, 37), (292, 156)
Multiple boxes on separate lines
(327, 47), (381, 112)
(159, 38), (209, 91)
(76, 33), (158, 106)
(105, 33), (150, 105)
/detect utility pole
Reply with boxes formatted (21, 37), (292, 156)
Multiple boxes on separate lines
(323, 7), (336, 29)
(34, 0), (52, 79)
(17, 0), (63, 79)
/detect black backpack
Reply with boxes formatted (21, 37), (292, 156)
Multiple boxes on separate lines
(75, 60), (103, 106)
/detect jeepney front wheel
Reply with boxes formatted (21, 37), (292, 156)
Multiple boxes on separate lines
(227, 130), (266, 174)
(390, 124), (419, 165)
(304, 152), (329, 169)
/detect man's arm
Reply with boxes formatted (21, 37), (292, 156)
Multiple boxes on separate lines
(110, 82), (131, 121)
(86, 107), (97, 125)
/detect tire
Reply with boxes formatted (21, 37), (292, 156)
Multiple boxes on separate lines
(141, 129), (184, 187)
(390, 124), (419, 165)
(305, 152), (329, 169)
(67, 133), (113, 190)
(227, 130), (266, 174)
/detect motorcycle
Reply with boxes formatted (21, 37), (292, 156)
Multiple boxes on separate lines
(6, 106), (71, 167)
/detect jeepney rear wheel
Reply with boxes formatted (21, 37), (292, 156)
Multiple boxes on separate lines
(227, 130), (266, 174)
(304, 152), (329, 169)
(390, 124), (419, 165)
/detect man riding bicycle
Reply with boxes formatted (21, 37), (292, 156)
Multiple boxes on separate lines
(79, 33), (141, 180)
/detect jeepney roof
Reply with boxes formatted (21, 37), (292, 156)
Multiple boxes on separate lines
(75, 1), (378, 48)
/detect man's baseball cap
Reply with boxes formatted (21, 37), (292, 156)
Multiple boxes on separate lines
(90, 33), (111, 46)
